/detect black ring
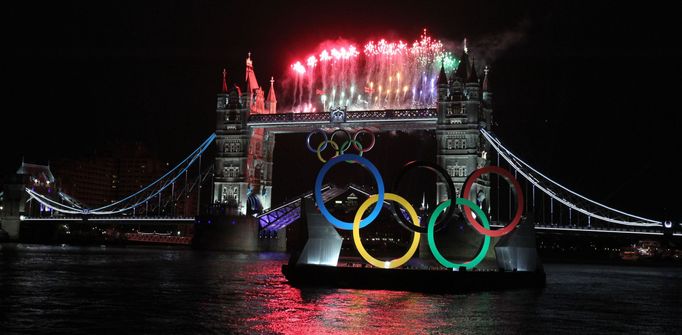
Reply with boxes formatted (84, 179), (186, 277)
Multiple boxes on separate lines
(330, 129), (351, 145)
(391, 160), (458, 233)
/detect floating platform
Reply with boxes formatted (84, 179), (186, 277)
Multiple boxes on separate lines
(282, 263), (546, 293)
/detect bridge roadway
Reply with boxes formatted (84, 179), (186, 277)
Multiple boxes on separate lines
(20, 216), (195, 224)
(20, 216), (681, 237)
(246, 108), (439, 132)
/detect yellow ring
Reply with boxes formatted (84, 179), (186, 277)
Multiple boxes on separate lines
(317, 140), (339, 163)
(353, 193), (421, 269)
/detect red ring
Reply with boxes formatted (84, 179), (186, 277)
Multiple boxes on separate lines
(462, 166), (524, 237)
(352, 128), (375, 152)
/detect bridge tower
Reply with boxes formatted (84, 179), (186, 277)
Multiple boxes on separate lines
(435, 42), (492, 212)
(212, 55), (276, 216)
(213, 68), (250, 215)
(430, 41), (493, 260)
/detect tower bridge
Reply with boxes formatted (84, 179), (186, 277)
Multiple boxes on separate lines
(11, 43), (680, 251)
(214, 50), (491, 221)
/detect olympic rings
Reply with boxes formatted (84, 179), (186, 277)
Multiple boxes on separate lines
(307, 134), (524, 270)
(391, 161), (457, 233)
(461, 165), (524, 237)
(314, 154), (385, 230)
(306, 129), (328, 153)
(306, 129), (376, 163)
(330, 129), (351, 148)
(340, 139), (363, 154)
(427, 198), (491, 270)
(353, 128), (375, 152)
(353, 193), (421, 269)
(316, 140), (339, 163)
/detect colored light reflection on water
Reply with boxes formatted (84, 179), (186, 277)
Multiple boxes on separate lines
(1, 245), (680, 334)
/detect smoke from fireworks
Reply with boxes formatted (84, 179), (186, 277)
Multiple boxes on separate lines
(288, 29), (460, 112)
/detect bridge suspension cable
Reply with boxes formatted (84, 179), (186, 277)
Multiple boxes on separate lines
(26, 133), (216, 216)
(480, 128), (661, 227)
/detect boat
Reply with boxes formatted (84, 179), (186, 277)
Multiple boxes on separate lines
(282, 198), (546, 293)
(282, 262), (546, 293)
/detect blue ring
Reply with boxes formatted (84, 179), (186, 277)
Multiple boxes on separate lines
(314, 154), (384, 230)
(306, 129), (328, 153)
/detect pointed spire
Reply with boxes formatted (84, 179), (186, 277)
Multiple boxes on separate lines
(454, 38), (469, 81)
(482, 65), (490, 91)
(268, 77), (276, 101)
(221, 68), (228, 93)
(467, 56), (479, 83)
(267, 76), (277, 114)
(437, 61), (448, 86)
(245, 52), (259, 93)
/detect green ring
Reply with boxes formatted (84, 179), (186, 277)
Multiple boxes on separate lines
(427, 198), (491, 270)
(339, 140), (363, 163)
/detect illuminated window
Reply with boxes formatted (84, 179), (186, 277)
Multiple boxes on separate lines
(224, 141), (241, 153)
(448, 165), (467, 177)
(447, 165), (455, 177)
(459, 166), (467, 176)
(224, 166), (239, 179)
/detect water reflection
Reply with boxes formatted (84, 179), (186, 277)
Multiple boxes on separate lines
(1, 245), (680, 334)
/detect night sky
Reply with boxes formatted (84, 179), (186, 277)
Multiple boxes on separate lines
(3, 1), (681, 222)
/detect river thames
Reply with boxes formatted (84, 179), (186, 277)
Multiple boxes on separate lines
(1, 244), (680, 334)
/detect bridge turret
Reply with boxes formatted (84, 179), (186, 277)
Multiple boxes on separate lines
(437, 63), (449, 102)
(214, 70), (250, 216)
(430, 40), (492, 259)
(266, 76), (277, 114)
(217, 68), (230, 110)
(464, 56), (480, 101)
(453, 38), (470, 82)
(435, 40), (491, 222)
(482, 65), (492, 106)
(245, 52), (267, 115)
(481, 65), (493, 131)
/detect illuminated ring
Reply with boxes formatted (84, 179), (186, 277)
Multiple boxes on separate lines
(391, 161), (457, 233)
(306, 129), (328, 153)
(315, 154), (384, 230)
(339, 140), (363, 155)
(330, 129), (351, 147)
(428, 198), (491, 269)
(316, 140), (339, 163)
(353, 193), (420, 268)
(462, 166), (523, 237)
(352, 128), (375, 152)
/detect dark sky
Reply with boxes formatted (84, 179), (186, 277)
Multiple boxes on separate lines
(3, 1), (681, 222)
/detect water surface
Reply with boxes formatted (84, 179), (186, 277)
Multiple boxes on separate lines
(1, 244), (679, 334)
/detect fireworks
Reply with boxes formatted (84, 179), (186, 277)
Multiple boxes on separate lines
(291, 61), (306, 75)
(306, 56), (317, 68)
(287, 29), (463, 112)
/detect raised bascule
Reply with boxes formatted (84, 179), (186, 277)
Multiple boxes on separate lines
(17, 30), (678, 265)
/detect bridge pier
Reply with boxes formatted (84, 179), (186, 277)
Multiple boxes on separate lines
(0, 217), (20, 240)
(1, 180), (27, 241)
(193, 211), (286, 251)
